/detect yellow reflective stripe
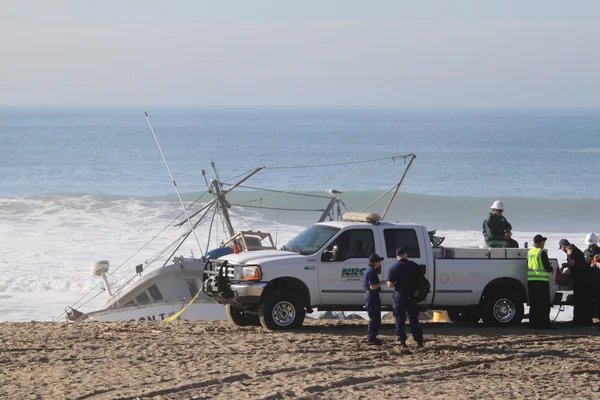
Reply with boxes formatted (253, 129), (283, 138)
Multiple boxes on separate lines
(527, 248), (549, 281)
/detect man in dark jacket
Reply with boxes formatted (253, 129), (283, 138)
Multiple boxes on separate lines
(482, 200), (519, 248)
(559, 238), (594, 326)
(387, 247), (424, 348)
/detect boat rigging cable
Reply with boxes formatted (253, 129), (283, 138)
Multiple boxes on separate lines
(126, 65), (205, 258)
(231, 154), (414, 208)
(264, 154), (410, 169)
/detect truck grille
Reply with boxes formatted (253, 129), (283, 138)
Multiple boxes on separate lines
(209, 260), (235, 279)
(223, 265), (235, 279)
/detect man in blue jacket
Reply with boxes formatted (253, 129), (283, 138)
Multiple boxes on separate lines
(362, 253), (387, 345)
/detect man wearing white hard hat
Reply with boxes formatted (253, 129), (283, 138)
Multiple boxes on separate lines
(482, 200), (519, 248)
(583, 233), (600, 266)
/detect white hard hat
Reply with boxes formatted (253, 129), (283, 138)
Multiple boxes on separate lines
(490, 200), (504, 211)
(585, 233), (598, 245)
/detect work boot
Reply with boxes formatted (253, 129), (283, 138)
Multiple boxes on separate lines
(367, 337), (383, 346)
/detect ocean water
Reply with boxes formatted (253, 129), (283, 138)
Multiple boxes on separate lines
(1, 106), (598, 322)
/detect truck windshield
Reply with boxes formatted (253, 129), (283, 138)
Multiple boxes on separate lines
(282, 225), (340, 255)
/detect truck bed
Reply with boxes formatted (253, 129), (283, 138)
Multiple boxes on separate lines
(433, 247), (531, 259)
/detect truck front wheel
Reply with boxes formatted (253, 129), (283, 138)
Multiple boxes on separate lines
(225, 304), (260, 326)
(259, 291), (305, 330)
(481, 290), (524, 326)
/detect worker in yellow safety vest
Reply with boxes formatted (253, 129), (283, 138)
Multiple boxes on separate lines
(527, 234), (554, 329)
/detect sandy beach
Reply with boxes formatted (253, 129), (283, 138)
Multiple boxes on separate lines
(2, 319), (600, 400)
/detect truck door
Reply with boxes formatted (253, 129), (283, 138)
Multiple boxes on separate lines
(318, 227), (377, 305)
(378, 226), (432, 306)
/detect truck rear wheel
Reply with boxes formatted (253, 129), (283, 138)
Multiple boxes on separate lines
(481, 290), (524, 326)
(259, 291), (305, 330)
(225, 304), (260, 326)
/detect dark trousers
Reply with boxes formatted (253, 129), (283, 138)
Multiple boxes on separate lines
(393, 292), (423, 344)
(486, 238), (519, 248)
(527, 280), (550, 329)
(573, 278), (594, 326)
(592, 269), (600, 319)
(364, 292), (381, 340)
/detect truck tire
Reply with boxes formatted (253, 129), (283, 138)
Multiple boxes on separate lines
(481, 290), (524, 326)
(259, 291), (305, 330)
(447, 310), (480, 324)
(225, 304), (260, 326)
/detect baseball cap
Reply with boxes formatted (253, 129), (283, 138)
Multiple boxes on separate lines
(368, 253), (384, 263)
(395, 247), (407, 256)
(558, 238), (570, 249)
(533, 234), (547, 244)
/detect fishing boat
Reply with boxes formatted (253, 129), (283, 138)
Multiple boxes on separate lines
(60, 153), (416, 323)
(61, 164), (354, 322)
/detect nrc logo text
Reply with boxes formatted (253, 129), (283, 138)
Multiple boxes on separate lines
(341, 268), (366, 277)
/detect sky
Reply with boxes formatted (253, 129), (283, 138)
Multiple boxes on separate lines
(1, 0), (600, 107)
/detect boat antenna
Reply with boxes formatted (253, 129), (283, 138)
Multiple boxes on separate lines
(126, 65), (204, 257)
(211, 160), (221, 183)
(201, 169), (210, 191)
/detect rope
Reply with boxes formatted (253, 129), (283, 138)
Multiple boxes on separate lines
(230, 205), (255, 230)
(163, 286), (203, 323)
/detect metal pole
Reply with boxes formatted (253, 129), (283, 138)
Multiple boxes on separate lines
(380, 153), (416, 221)
(126, 66), (204, 257)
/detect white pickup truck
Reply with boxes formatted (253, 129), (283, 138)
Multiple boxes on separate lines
(203, 213), (564, 330)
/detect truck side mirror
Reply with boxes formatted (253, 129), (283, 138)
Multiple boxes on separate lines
(321, 245), (340, 262)
(332, 245), (339, 261)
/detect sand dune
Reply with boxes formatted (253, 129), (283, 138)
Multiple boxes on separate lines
(2, 320), (600, 399)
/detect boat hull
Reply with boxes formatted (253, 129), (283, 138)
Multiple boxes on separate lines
(81, 300), (226, 322)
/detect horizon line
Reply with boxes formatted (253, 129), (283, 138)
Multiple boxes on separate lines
(2, 104), (600, 109)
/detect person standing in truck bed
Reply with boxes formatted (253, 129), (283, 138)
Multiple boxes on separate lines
(482, 200), (519, 248)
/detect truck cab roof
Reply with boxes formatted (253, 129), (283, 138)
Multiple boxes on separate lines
(316, 220), (425, 229)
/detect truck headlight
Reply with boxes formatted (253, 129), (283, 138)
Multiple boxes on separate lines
(235, 265), (262, 281)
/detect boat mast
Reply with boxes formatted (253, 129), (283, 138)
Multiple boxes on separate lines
(380, 153), (416, 221)
(126, 66), (205, 257)
(211, 177), (236, 238)
(211, 164), (265, 238)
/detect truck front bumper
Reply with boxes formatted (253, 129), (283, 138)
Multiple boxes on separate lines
(204, 275), (267, 309)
